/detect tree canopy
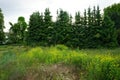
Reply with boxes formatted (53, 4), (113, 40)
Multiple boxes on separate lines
(0, 8), (5, 44)
(104, 3), (120, 45)
(1, 3), (120, 48)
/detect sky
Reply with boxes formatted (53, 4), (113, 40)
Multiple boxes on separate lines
(0, 0), (120, 32)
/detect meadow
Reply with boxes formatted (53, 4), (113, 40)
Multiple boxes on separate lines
(0, 45), (120, 80)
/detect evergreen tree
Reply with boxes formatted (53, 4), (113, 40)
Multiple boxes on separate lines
(100, 16), (118, 47)
(0, 8), (5, 44)
(96, 6), (101, 26)
(104, 3), (120, 29)
(82, 6), (102, 48)
(26, 12), (42, 45)
(87, 6), (102, 48)
(5, 5), (119, 48)
(104, 3), (120, 45)
(72, 11), (83, 47)
(92, 6), (96, 26)
(44, 8), (53, 46)
(87, 7), (92, 26)
(83, 9), (87, 26)
(66, 14), (73, 46)
(69, 14), (72, 25)
(55, 9), (70, 45)
(75, 12), (81, 25)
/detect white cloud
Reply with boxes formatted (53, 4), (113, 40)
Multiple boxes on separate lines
(0, 0), (119, 32)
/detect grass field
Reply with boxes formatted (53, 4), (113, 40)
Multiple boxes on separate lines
(0, 45), (120, 80)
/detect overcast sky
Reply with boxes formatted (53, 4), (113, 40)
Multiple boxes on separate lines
(0, 0), (120, 32)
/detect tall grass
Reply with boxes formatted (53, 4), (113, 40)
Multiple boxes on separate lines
(0, 45), (120, 80)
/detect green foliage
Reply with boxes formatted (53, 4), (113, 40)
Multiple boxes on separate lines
(83, 9), (87, 26)
(8, 16), (27, 44)
(55, 44), (69, 50)
(43, 8), (53, 46)
(75, 12), (81, 25)
(87, 56), (120, 80)
(26, 9), (53, 46)
(96, 6), (102, 26)
(104, 3), (120, 29)
(104, 3), (120, 45)
(17, 17), (27, 42)
(100, 16), (118, 47)
(26, 12), (42, 45)
(0, 45), (120, 80)
(3, 4), (120, 48)
(117, 29), (120, 45)
(54, 9), (71, 45)
(87, 7), (92, 26)
(0, 8), (5, 44)
(71, 6), (102, 48)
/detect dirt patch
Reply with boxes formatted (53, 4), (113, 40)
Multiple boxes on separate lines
(25, 63), (81, 80)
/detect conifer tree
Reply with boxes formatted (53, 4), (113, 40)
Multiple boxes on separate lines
(92, 6), (96, 26)
(44, 8), (53, 45)
(73, 11), (83, 47)
(83, 9), (87, 26)
(100, 16), (118, 47)
(87, 7), (92, 26)
(104, 3), (120, 45)
(75, 12), (81, 25)
(66, 14), (73, 46)
(69, 14), (72, 25)
(0, 8), (5, 44)
(26, 12), (42, 45)
(55, 9), (70, 45)
(96, 6), (101, 26)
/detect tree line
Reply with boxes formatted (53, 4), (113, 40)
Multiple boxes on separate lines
(0, 3), (120, 48)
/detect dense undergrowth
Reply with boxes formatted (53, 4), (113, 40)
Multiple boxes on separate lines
(0, 45), (120, 80)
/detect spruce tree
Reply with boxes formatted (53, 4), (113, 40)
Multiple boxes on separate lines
(101, 16), (118, 47)
(96, 6), (101, 26)
(104, 3), (120, 45)
(73, 11), (83, 47)
(83, 9), (87, 26)
(87, 7), (92, 26)
(75, 12), (81, 25)
(66, 14), (73, 47)
(92, 6), (96, 26)
(26, 12), (42, 45)
(0, 8), (5, 44)
(69, 14), (72, 25)
(55, 9), (70, 45)
(44, 8), (53, 46)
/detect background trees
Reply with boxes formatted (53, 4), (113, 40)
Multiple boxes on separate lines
(43, 8), (53, 46)
(54, 9), (71, 45)
(0, 8), (5, 44)
(26, 12), (42, 45)
(8, 16), (27, 44)
(100, 16), (118, 47)
(26, 9), (53, 46)
(17, 17), (27, 42)
(71, 6), (102, 48)
(104, 3), (120, 45)
(1, 3), (120, 48)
